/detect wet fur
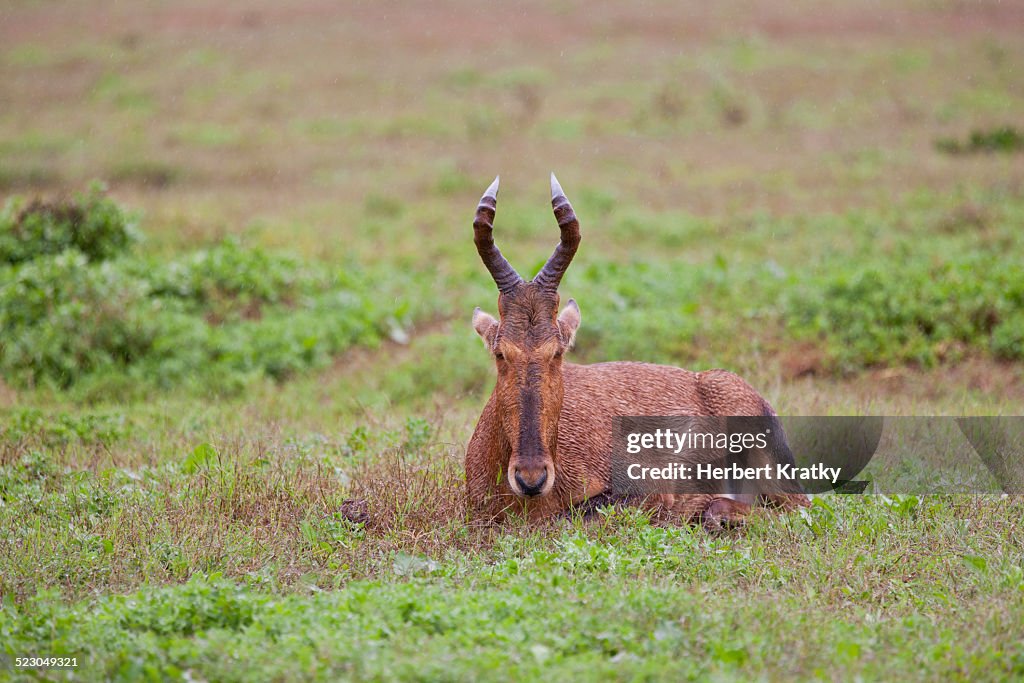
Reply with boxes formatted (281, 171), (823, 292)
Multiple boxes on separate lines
(467, 355), (810, 524)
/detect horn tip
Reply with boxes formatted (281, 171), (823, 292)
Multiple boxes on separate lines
(483, 175), (500, 200)
(550, 172), (563, 199)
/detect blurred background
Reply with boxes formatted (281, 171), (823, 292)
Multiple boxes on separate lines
(1, 0), (1023, 417)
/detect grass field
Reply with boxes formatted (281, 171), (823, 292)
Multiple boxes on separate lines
(1, 0), (1024, 680)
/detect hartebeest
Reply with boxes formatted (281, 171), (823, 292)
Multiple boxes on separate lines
(466, 174), (809, 528)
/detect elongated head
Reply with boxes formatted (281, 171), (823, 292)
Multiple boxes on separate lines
(472, 174), (582, 498)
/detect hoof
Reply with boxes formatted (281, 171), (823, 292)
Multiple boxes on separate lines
(701, 497), (750, 532)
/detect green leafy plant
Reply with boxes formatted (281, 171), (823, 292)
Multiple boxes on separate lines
(0, 187), (420, 393)
(936, 126), (1024, 155)
(786, 255), (1024, 371)
(0, 181), (139, 265)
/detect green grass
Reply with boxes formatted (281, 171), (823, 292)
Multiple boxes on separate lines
(1, 496), (1022, 681)
(1, 0), (1024, 680)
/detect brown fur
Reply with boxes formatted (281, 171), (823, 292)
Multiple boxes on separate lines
(466, 176), (809, 528)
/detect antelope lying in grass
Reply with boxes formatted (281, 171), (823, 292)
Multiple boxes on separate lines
(466, 175), (809, 529)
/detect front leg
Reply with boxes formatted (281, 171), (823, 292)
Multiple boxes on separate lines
(699, 496), (752, 532)
(650, 493), (752, 531)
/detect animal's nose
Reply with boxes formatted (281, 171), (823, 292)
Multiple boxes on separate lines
(514, 467), (548, 496)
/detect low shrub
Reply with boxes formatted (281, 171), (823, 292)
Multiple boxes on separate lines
(0, 182), (139, 265)
(0, 250), (163, 387)
(785, 256), (1024, 371)
(0, 186), (418, 393)
(935, 126), (1024, 155)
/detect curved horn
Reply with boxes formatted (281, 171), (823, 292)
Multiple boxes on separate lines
(473, 176), (523, 294)
(533, 172), (581, 291)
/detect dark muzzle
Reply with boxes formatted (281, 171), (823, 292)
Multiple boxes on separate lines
(514, 467), (548, 497)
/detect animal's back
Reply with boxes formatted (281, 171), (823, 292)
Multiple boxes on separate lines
(561, 361), (772, 419)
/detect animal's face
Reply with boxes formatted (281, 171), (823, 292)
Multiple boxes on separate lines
(470, 174), (582, 498)
(474, 286), (580, 497)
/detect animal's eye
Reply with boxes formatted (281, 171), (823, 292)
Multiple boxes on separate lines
(494, 352), (505, 361)
(553, 350), (563, 359)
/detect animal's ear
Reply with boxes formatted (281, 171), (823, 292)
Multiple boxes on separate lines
(472, 307), (499, 348)
(557, 298), (581, 348)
